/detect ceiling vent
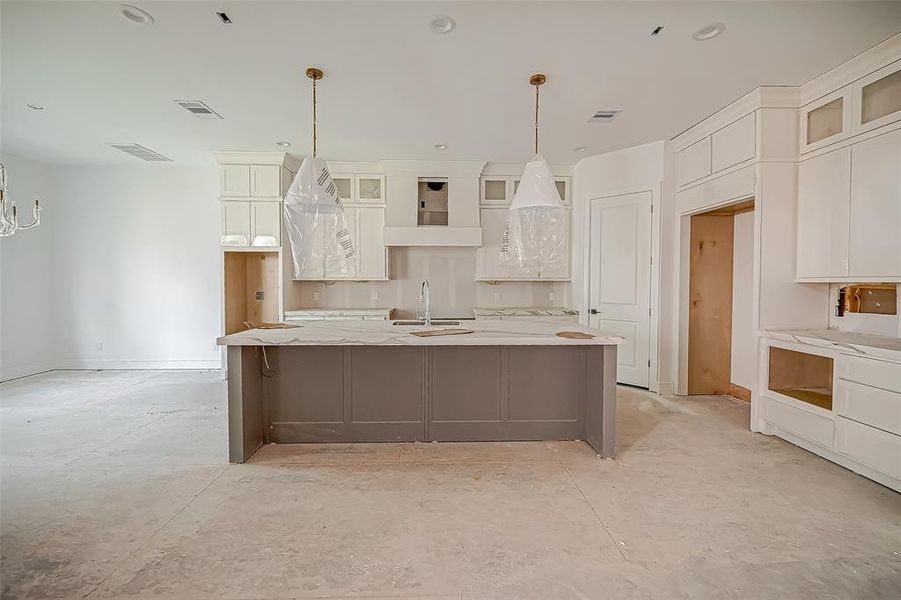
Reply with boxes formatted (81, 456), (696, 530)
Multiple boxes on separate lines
(173, 100), (223, 119)
(588, 110), (621, 123)
(106, 143), (171, 162)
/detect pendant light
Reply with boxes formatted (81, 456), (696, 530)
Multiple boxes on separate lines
(0, 162), (42, 237)
(283, 67), (356, 278)
(501, 73), (566, 273)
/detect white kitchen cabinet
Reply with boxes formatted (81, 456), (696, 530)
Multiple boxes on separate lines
(250, 201), (281, 247)
(854, 60), (901, 134)
(475, 208), (570, 281)
(796, 147), (851, 279)
(676, 137), (712, 187)
(221, 165), (251, 197)
(355, 206), (387, 279)
(222, 200), (281, 248)
(357, 176), (385, 203)
(221, 201), (251, 246)
(849, 129), (901, 278)
(250, 165), (281, 197)
(800, 87), (852, 153)
(493, 176), (570, 206)
(712, 112), (756, 173)
(330, 174), (354, 203)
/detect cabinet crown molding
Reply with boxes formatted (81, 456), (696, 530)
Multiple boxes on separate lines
(380, 160), (487, 177)
(212, 151), (301, 171)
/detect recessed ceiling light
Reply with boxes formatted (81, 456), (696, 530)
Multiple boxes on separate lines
(573, 146), (587, 153)
(120, 5), (154, 24)
(434, 144), (447, 150)
(693, 22), (725, 41)
(26, 104), (44, 111)
(430, 15), (456, 34)
(276, 141), (291, 148)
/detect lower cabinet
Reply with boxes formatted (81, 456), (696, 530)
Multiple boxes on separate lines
(760, 337), (901, 491)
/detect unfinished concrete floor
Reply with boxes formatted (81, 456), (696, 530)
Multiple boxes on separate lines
(1, 371), (899, 600)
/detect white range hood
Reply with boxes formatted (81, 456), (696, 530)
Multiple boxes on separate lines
(381, 160), (485, 247)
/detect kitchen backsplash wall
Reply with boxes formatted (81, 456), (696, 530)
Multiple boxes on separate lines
(285, 247), (569, 318)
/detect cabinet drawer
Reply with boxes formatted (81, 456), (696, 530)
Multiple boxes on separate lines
(835, 379), (901, 435)
(835, 416), (901, 479)
(676, 137), (711, 187)
(765, 397), (834, 448)
(837, 355), (901, 394)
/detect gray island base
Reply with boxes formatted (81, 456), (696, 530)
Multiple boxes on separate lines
(219, 321), (622, 463)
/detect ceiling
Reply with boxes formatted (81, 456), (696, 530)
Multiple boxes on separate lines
(2, 1), (901, 167)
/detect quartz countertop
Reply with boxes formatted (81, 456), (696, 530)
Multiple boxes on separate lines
(471, 307), (579, 317)
(284, 308), (394, 316)
(217, 319), (623, 347)
(764, 329), (901, 360)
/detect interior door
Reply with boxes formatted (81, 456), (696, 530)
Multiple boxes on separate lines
(588, 192), (652, 388)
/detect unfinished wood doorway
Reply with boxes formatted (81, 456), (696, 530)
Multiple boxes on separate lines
(687, 199), (755, 397)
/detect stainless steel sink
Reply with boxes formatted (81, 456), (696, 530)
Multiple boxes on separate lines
(392, 320), (463, 326)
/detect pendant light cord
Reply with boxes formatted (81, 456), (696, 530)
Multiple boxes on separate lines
(311, 76), (318, 158)
(534, 83), (540, 155)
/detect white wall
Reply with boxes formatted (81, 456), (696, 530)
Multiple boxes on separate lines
(571, 140), (666, 390)
(0, 153), (56, 381)
(730, 210), (755, 390)
(287, 247), (566, 319)
(50, 165), (221, 369)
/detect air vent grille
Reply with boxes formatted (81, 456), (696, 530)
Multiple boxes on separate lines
(107, 143), (171, 162)
(589, 110), (621, 122)
(173, 99), (222, 119)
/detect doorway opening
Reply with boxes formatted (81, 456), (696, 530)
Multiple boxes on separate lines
(687, 199), (755, 400)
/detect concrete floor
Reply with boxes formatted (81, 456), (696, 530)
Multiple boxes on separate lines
(0, 371), (899, 600)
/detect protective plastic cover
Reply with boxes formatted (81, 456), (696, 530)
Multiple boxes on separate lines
(283, 157), (355, 278)
(500, 154), (566, 273)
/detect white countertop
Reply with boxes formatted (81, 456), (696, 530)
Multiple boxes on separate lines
(764, 329), (901, 361)
(471, 307), (579, 317)
(284, 308), (394, 316)
(218, 319), (623, 347)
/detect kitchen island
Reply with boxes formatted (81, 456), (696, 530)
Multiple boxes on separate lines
(217, 320), (623, 463)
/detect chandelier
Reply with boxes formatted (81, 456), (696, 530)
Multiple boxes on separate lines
(0, 162), (41, 237)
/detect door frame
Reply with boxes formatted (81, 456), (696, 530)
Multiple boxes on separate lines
(581, 186), (661, 393)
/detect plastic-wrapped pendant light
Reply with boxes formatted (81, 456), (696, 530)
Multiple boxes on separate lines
(500, 73), (565, 273)
(283, 67), (355, 278)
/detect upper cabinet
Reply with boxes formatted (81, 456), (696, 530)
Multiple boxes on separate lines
(800, 60), (901, 154)
(475, 207), (571, 281)
(479, 175), (570, 206)
(329, 173), (386, 205)
(220, 164), (288, 199)
(676, 112), (757, 189)
(797, 129), (901, 281)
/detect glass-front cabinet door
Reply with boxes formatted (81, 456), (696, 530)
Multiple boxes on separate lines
(854, 60), (901, 134)
(800, 86), (852, 153)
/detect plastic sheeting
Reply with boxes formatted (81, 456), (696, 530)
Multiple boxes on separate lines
(500, 154), (566, 273)
(283, 157), (355, 278)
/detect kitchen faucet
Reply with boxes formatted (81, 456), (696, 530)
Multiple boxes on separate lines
(419, 279), (432, 327)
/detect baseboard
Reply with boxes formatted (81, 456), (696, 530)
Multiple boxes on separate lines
(0, 360), (56, 383)
(656, 381), (675, 396)
(54, 359), (222, 370)
(729, 383), (752, 402)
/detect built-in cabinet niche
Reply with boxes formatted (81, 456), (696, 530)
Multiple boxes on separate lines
(223, 251), (280, 334)
(797, 128), (901, 281)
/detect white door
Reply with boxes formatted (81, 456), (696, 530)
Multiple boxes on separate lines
(588, 192), (652, 388)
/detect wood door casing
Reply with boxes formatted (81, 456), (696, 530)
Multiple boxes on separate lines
(688, 214), (734, 395)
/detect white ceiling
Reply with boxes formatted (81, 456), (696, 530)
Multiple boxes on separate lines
(2, 1), (901, 166)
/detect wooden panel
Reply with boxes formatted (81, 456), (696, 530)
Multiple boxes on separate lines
(712, 112), (756, 173)
(729, 383), (752, 402)
(508, 347), (584, 421)
(835, 379), (901, 436)
(224, 252), (248, 335)
(797, 148), (851, 278)
(431, 347), (502, 422)
(224, 252), (279, 335)
(688, 214), (734, 394)
(767, 347), (833, 410)
(351, 347), (423, 423)
(677, 137), (712, 187)
(266, 347), (345, 425)
(849, 129), (901, 277)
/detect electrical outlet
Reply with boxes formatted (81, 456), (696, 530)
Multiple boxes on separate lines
(95, 340), (103, 351)
(313, 290), (321, 301)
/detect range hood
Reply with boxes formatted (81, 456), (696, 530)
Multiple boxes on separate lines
(381, 160), (485, 247)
